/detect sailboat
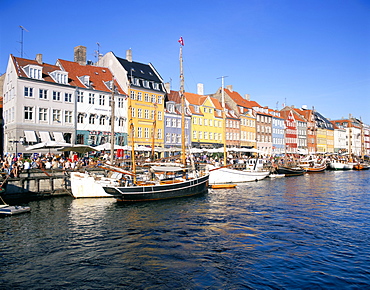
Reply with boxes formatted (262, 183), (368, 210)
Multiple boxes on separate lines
(70, 38), (209, 201)
(207, 77), (269, 184)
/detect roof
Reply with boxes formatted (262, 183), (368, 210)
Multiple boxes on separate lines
(12, 55), (61, 84)
(58, 59), (125, 94)
(115, 56), (164, 92)
(224, 88), (261, 108)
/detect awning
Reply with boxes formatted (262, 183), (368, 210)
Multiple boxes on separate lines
(24, 130), (38, 142)
(39, 131), (51, 142)
(53, 132), (65, 142)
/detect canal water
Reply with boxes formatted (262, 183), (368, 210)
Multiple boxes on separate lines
(1, 170), (369, 289)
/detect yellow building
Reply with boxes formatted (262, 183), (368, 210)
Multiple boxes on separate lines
(326, 128), (334, 153)
(98, 50), (165, 147)
(209, 86), (257, 148)
(185, 92), (223, 148)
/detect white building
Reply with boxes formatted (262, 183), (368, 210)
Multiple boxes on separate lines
(2, 46), (127, 155)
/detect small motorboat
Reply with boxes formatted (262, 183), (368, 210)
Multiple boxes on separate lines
(0, 195), (31, 216)
(211, 184), (237, 189)
(0, 204), (31, 216)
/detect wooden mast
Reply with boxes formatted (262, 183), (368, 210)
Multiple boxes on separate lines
(179, 41), (186, 166)
(219, 76), (228, 166)
(110, 79), (115, 165)
(151, 103), (157, 161)
(128, 75), (137, 184)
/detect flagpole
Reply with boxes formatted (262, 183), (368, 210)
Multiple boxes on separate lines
(179, 40), (186, 166)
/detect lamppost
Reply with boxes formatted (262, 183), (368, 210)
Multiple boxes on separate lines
(9, 137), (24, 158)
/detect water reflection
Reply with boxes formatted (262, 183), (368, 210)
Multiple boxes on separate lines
(1, 171), (369, 289)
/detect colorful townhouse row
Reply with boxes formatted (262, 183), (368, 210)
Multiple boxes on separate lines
(1, 45), (369, 157)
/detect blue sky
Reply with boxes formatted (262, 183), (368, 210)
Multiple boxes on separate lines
(1, 0), (370, 123)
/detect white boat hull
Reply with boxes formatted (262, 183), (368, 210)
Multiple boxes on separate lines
(208, 166), (269, 184)
(70, 172), (121, 198)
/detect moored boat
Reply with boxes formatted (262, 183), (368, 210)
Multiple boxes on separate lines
(208, 165), (270, 184)
(211, 184), (237, 189)
(0, 204), (31, 216)
(276, 166), (306, 176)
(353, 163), (370, 170)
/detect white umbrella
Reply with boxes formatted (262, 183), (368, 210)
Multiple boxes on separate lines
(135, 146), (151, 152)
(57, 145), (100, 154)
(25, 141), (72, 151)
(94, 143), (126, 151)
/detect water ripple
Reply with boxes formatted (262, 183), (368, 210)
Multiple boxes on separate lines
(1, 171), (370, 289)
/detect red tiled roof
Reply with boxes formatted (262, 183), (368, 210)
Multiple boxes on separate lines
(224, 88), (261, 108)
(13, 55), (60, 83)
(58, 59), (125, 94)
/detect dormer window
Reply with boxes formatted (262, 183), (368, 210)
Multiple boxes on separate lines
(168, 103), (174, 113)
(50, 70), (68, 84)
(78, 75), (90, 87)
(23, 64), (42, 80)
(104, 80), (114, 91)
(143, 80), (150, 88)
(195, 105), (200, 113)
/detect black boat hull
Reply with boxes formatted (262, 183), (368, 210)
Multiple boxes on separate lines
(276, 167), (305, 176)
(105, 174), (209, 202)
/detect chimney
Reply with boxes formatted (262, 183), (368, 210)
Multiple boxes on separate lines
(164, 82), (171, 94)
(35, 54), (43, 64)
(74, 45), (87, 65)
(245, 94), (250, 101)
(126, 49), (132, 62)
(197, 83), (204, 95)
(226, 85), (233, 92)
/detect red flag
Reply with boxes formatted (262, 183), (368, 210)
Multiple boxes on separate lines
(178, 36), (184, 46)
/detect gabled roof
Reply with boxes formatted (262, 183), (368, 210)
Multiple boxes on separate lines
(58, 59), (125, 94)
(224, 88), (261, 108)
(12, 55), (60, 83)
(115, 56), (165, 92)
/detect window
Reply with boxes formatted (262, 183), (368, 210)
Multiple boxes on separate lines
(166, 118), (171, 127)
(24, 87), (33, 97)
(157, 129), (162, 139)
(65, 111), (73, 123)
(144, 109), (149, 119)
(89, 114), (95, 124)
(151, 110), (155, 120)
(177, 119), (181, 128)
(53, 109), (61, 122)
(158, 111), (162, 121)
(24, 106), (34, 120)
(137, 127), (142, 138)
(193, 130), (197, 139)
(137, 92), (142, 101)
(158, 96), (162, 104)
(119, 117), (125, 127)
(172, 133), (176, 143)
(89, 93), (95, 104)
(65, 93), (72, 102)
(166, 133), (171, 143)
(39, 108), (47, 121)
(118, 97), (124, 108)
(130, 91), (136, 100)
(77, 91), (84, 102)
(52, 91), (60, 101)
(144, 93), (149, 102)
(172, 119), (177, 127)
(144, 128), (149, 138)
(99, 95), (105, 106)
(151, 95), (156, 103)
(131, 107), (135, 118)
(138, 108), (142, 118)
(40, 89), (48, 99)
(78, 113), (84, 123)
(99, 115), (105, 125)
